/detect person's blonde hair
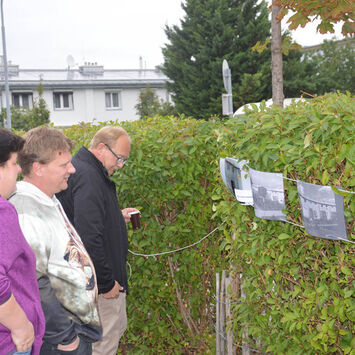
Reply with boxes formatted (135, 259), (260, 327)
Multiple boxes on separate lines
(89, 126), (130, 149)
(19, 126), (73, 176)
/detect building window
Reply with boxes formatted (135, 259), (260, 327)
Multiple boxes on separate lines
(53, 92), (73, 110)
(12, 92), (33, 108)
(105, 92), (121, 109)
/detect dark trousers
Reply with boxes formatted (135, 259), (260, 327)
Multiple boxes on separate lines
(40, 337), (92, 355)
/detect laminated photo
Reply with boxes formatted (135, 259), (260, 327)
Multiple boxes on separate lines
(297, 181), (347, 240)
(234, 188), (253, 206)
(219, 158), (234, 195)
(249, 168), (287, 221)
(220, 158), (253, 205)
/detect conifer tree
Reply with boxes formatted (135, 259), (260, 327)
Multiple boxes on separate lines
(162, 0), (270, 118)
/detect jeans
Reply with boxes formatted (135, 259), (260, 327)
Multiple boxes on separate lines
(12, 350), (32, 355)
(40, 337), (92, 355)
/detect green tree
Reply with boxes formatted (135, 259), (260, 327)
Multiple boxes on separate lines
(29, 82), (50, 127)
(275, 0), (355, 36)
(282, 45), (318, 97)
(162, 0), (270, 118)
(0, 82), (50, 130)
(280, 39), (355, 98)
(308, 39), (355, 94)
(135, 84), (176, 119)
(257, 0), (353, 108)
(234, 69), (269, 106)
(249, 31), (319, 103)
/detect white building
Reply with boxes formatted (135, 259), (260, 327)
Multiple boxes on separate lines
(0, 63), (171, 126)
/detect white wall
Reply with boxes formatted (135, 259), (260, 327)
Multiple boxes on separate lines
(41, 89), (90, 126)
(1, 86), (170, 127)
(45, 87), (170, 127)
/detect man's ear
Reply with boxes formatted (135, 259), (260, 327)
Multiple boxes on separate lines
(96, 143), (106, 157)
(32, 161), (43, 177)
(97, 142), (106, 151)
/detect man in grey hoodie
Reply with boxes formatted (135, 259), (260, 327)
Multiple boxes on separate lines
(10, 127), (101, 355)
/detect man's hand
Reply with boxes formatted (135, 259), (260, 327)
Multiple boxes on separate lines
(11, 319), (34, 352)
(121, 208), (140, 223)
(57, 336), (80, 351)
(102, 280), (123, 299)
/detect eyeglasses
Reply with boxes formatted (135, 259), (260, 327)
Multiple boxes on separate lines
(105, 144), (128, 166)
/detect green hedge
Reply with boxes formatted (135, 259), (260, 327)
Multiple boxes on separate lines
(213, 92), (355, 354)
(61, 92), (354, 354)
(64, 117), (228, 354)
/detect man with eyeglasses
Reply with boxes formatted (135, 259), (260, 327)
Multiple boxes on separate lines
(57, 126), (138, 355)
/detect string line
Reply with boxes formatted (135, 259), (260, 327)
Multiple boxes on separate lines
(128, 222), (225, 257)
(243, 164), (354, 193)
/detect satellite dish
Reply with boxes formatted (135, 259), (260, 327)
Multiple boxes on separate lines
(222, 59), (230, 92)
(66, 55), (75, 68)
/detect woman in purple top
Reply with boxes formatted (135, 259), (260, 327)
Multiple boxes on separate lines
(0, 129), (45, 355)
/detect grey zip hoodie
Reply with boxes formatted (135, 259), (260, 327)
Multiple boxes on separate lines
(10, 181), (101, 345)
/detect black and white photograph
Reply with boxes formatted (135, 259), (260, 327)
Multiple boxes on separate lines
(249, 168), (287, 221)
(234, 188), (254, 206)
(297, 181), (347, 240)
(225, 158), (252, 190)
(220, 158), (253, 205)
(219, 158), (235, 196)
(219, 158), (243, 197)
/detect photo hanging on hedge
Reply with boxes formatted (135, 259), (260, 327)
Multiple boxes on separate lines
(249, 168), (287, 221)
(297, 181), (347, 241)
(219, 158), (235, 195)
(219, 158), (253, 205)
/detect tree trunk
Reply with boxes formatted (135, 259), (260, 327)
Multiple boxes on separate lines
(271, 4), (284, 107)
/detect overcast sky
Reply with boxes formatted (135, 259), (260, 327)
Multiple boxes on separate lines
(2, 0), (345, 69)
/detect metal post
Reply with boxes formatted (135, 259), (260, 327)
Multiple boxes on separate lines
(1, 0), (11, 129)
(240, 273), (250, 355)
(216, 272), (221, 355)
(220, 270), (226, 354)
(226, 68), (233, 118)
(225, 276), (234, 355)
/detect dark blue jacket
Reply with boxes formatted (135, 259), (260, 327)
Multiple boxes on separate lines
(57, 147), (129, 294)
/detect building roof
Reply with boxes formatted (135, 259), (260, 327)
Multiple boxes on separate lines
(0, 65), (171, 90)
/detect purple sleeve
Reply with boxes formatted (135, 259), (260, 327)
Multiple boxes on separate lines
(0, 199), (18, 304)
(0, 291), (11, 305)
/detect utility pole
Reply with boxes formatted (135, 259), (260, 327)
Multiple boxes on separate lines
(1, 0), (11, 129)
